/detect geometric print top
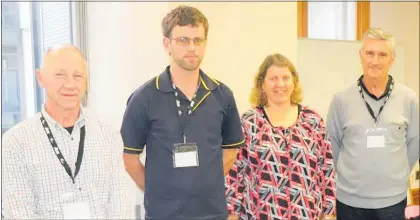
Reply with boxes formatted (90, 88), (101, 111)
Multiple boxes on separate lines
(225, 105), (336, 220)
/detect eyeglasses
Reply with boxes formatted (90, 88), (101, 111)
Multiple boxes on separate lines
(170, 37), (206, 47)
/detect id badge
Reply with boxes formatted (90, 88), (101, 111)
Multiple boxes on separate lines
(61, 192), (91, 219)
(63, 202), (91, 219)
(173, 143), (199, 168)
(366, 126), (386, 149)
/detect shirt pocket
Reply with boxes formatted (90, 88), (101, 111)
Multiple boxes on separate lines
(386, 115), (408, 145)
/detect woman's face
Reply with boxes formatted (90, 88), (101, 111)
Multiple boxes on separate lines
(262, 65), (295, 106)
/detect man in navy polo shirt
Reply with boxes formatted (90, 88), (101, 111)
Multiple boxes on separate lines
(121, 5), (244, 220)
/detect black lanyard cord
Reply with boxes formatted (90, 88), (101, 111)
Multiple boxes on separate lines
(40, 114), (86, 184)
(172, 81), (200, 142)
(357, 76), (394, 124)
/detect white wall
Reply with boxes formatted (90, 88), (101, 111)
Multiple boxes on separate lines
(133, 2), (169, 87)
(86, 2), (298, 218)
(0, 0), (3, 207)
(86, 3), (141, 219)
(87, 2), (139, 127)
(370, 2), (420, 96)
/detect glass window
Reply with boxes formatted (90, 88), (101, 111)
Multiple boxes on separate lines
(1, 2), (81, 134)
(307, 2), (357, 41)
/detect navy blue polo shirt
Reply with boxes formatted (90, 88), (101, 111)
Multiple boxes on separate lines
(121, 66), (244, 220)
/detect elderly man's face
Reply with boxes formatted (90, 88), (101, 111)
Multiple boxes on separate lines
(37, 49), (87, 110)
(360, 38), (394, 79)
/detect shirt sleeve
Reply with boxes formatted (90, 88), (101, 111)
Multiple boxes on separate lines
(225, 116), (250, 215)
(106, 128), (135, 219)
(326, 93), (344, 169)
(121, 90), (149, 154)
(406, 93), (419, 171)
(2, 132), (39, 219)
(221, 88), (245, 149)
(317, 118), (337, 216)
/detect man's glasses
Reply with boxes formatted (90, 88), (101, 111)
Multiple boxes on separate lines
(170, 37), (206, 47)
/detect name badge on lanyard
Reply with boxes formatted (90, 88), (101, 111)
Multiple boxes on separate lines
(357, 76), (394, 149)
(366, 127), (387, 148)
(40, 115), (91, 218)
(171, 79), (201, 168)
(61, 192), (91, 219)
(173, 140), (199, 168)
(63, 202), (91, 219)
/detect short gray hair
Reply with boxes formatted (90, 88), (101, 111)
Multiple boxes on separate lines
(361, 27), (396, 56)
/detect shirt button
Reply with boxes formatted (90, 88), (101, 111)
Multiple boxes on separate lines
(71, 137), (74, 140)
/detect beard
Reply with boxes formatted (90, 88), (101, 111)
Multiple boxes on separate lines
(173, 56), (202, 71)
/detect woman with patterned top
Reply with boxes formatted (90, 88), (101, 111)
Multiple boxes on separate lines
(225, 54), (336, 220)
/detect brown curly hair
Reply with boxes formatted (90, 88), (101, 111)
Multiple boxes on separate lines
(250, 53), (303, 108)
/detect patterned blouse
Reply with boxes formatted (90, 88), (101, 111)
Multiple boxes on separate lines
(225, 105), (336, 220)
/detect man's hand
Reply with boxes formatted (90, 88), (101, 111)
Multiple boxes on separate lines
(123, 153), (145, 191)
(223, 149), (238, 175)
(227, 214), (239, 220)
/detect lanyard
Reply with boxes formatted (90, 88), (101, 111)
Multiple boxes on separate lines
(172, 81), (200, 143)
(357, 76), (394, 125)
(40, 114), (86, 184)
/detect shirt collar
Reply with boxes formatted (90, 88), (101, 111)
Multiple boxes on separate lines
(41, 105), (86, 129)
(359, 75), (393, 100)
(155, 65), (220, 93)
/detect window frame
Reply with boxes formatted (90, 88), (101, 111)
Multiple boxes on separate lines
(72, 1), (89, 106)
